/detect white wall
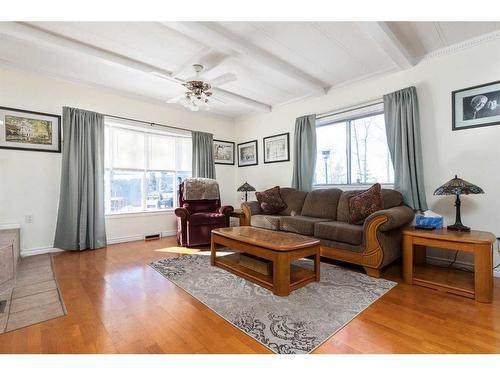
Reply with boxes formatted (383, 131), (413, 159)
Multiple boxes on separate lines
(235, 38), (500, 267)
(0, 65), (237, 255)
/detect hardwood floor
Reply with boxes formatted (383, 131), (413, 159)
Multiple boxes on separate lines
(0, 236), (499, 354)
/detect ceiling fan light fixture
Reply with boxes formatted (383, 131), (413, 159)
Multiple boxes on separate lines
(167, 63), (234, 112)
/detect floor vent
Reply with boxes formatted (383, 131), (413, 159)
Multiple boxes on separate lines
(0, 300), (7, 314)
(145, 233), (161, 241)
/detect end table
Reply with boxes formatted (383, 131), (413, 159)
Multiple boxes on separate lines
(402, 227), (495, 303)
(230, 209), (246, 226)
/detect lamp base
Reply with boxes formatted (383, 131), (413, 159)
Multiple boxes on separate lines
(447, 223), (470, 232)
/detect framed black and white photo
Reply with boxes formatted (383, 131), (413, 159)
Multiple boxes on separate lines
(0, 106), (61, 153)
(237, 140), (258, 167)
(452, 80), (500, 131)
(263, 132), (290, 164)
(213, 139), (235, 165)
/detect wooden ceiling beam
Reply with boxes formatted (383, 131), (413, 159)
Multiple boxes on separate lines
(0, 22), (272, 113)
(161, 22), (328, 95)
(360, 22), (415, 69)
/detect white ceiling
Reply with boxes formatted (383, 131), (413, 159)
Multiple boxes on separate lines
(0, 21), (499, 118)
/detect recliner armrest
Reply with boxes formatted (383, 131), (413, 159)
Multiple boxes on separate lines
(174, 207), (190, 220)
(364, 205), (415, 232)
(218, 205), (234, 216)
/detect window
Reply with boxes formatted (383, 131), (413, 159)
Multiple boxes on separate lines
(314, 105), (394, 186)
(104, 118), (191, 214)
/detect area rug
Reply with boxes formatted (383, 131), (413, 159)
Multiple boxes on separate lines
(150, 253), (396, 354)
(0, 254), (66, 334)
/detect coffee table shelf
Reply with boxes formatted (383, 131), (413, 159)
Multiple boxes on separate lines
(215, 253), (317, 291)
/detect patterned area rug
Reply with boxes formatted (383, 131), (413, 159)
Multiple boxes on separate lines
(150, 253), (396, 354)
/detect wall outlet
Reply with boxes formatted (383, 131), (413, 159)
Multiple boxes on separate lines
(25, 215), (33, 224)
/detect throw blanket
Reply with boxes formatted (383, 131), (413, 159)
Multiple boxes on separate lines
(183, 178), (220, 200)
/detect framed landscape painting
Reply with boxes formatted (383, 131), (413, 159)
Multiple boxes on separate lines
(237, 140), (258, 167)
(452, 80), (500, 131)
(0, 106), (61, 152)
(213, 139), (235, 165)
(263, 132), (290, 164)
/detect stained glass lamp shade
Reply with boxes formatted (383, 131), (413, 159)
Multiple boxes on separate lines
(237, 182), (256, 202)
(433, 175), (484, 231)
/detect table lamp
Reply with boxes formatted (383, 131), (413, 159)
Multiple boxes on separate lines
(237, 182), (256, 202)
(433, 175), (484, 231)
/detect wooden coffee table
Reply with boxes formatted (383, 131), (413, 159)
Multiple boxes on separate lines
(211, 227), (320, 296)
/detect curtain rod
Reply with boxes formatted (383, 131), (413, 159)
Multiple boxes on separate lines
(104, 113), (192, 134)
(316, 98), (383, 120)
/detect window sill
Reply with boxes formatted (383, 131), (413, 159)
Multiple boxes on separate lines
(313, 183), (394, 190)
(105, 210), (175, 219)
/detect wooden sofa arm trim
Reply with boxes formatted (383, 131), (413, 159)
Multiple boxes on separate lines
(362, 215), (388, 269)
(241, 204), (252, 226)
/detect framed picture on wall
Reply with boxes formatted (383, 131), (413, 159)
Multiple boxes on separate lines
(452, 80), (500, 131)
(213, 139), (235, 165)
(237, 140), (258, 167)
(0, 106), (61, 153)
(263, 132), (290, 164)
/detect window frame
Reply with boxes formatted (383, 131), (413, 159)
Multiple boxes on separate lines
(314, 109), (394, 188)
(104, 119), (191, 216)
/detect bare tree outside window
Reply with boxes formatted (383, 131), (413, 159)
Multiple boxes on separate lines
(314, 112), (393, 186)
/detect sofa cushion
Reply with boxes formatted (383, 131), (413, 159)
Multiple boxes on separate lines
(300, 188), (342, 219)
(337, 188), (403, 222)
(314, 221), (364, 246)
(250, 214), (282, 231)
(280, 216), (330, 236)
(278, 188), (308, 216)
(348, 183), (383, 225)
(255, 186), (287, 214)
(187, 212), (226, 226)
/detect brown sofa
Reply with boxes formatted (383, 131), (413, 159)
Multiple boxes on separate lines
(241, 187), (414, 277)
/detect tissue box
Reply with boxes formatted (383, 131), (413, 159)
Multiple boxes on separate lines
(416, 214), (443, 228)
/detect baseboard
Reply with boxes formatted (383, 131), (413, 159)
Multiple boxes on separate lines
(106, 234), (144, 245)
(21, 246), (63, 258)
(106, 230), (177, 245)
(426, 255), (500, 278)
(20, 230), (178, 256)
(425, 255), (474, 269)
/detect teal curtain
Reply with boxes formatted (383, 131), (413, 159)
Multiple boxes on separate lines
(54, 107), (107, 250)
(384, 86), (428, 211)
(291, 114), (317, 191)
(192, 131), (216, 179)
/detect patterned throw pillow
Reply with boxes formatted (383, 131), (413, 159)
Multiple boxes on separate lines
(348, 183), (383, 225)
(255, 186), (287, 214)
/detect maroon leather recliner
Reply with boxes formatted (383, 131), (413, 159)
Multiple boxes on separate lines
(174, 182), (234, 247)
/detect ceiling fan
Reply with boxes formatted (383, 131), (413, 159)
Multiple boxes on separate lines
(161, 64), (237, 112)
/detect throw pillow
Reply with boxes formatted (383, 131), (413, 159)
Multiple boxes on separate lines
(255, 186), (287, 214)
(348, 183), (383, 225)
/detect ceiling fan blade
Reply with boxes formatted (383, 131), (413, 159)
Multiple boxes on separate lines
(166, 94), (184, 104)
(209, 73), (237, 88)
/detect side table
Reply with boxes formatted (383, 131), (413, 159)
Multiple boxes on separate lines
(230, 209), (246, 226)
(402, 227), (495, 303)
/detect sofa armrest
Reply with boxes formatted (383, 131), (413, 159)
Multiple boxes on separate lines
(241, 201), (261, 215)
(240, 201), (261, 226)
(218, 205), (234, 216)
(174, 207), (190, 220)
(364, 206), (415, 232)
